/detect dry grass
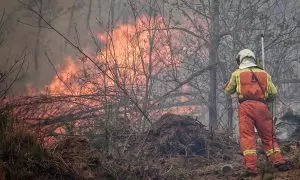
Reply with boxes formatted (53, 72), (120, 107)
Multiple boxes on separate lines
(0, 109), (76, 180)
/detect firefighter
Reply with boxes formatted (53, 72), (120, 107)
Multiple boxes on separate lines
(224, 49), (289, 176)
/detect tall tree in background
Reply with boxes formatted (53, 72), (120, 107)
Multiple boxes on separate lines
(165, 0), (300, 132)
(208, 0), (220, 132)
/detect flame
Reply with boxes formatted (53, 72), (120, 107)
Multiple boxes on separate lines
(45, 57), (79, 95)
(44, 16), (180, 96)
(8, 15), (210, 141)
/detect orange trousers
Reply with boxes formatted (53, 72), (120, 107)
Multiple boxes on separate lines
(238, 100), (285, 173)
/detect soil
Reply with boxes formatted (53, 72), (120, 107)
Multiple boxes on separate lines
(1, 113), (300, 179)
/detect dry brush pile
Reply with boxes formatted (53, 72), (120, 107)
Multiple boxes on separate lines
(4, 105), (300, 180)
(0, 103), (242, 180)
(139, 113), (239, 160)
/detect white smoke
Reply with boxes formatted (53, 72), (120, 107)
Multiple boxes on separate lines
(276, 116), (299, 141)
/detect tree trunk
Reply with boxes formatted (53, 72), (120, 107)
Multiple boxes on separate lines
(226, 95), (233, 131)
(34, 0), (43, 83)
(87, 0), (92, 28)
(208, 0), (220, 132)
(64, 1), (75, 52)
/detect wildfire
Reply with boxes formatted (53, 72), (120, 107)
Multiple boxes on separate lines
(44, 16), (180, 96)
(45, 57), (79, 95)
(5, 15), (208, 142)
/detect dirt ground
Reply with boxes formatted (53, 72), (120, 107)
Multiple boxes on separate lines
(1, 113), (300, 179)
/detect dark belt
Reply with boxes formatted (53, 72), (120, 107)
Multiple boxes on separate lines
(239, 98), (266, 104)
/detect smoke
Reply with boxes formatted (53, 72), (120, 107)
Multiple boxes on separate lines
(276, 122), (298, 140)
(0, 0), (132, 93)
(276, 109), (300, 140)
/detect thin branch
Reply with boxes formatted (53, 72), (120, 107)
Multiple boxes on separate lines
(278, 79), (300, 84)
(18, 0), (153, 126)
(44, 51), (74, 94)
(0, 8), (5, 24)
(17, 19), (52, 29)
(1, 52), (27, 99)
(149, 62), (219, 109)
(179, 0), (211, 19)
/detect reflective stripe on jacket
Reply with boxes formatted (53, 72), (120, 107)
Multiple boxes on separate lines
(224, 67), (277, 100)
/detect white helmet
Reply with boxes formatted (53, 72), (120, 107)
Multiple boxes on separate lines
(236, 49), (256, 65)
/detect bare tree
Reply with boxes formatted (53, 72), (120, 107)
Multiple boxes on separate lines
(163, 0), (300, 133)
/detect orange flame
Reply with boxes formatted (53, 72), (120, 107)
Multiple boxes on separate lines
(15, 15), (209, 140)
(44, 16), (180, 98)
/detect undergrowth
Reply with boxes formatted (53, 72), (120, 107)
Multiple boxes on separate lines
(0, 108), (76, 180)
